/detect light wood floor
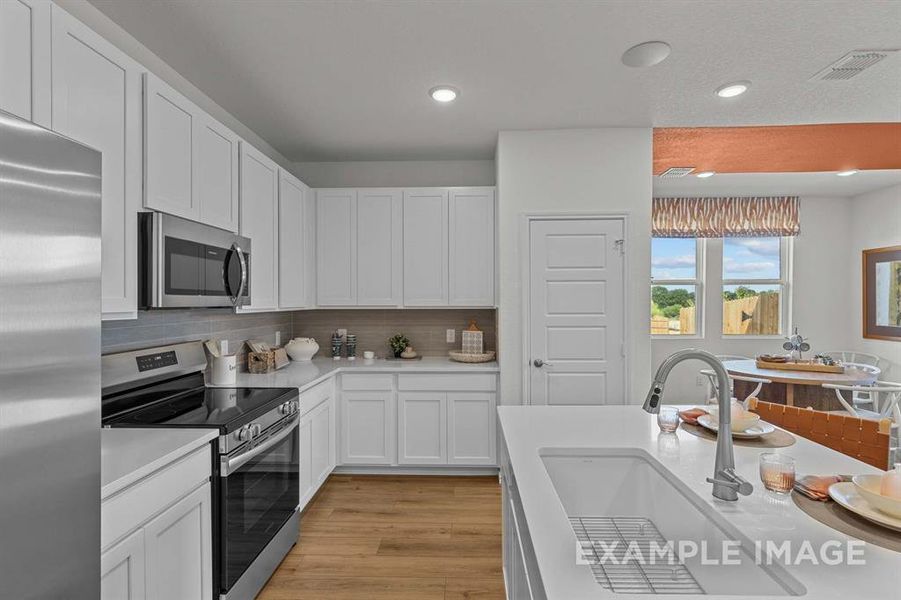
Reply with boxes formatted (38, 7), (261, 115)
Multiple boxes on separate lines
(257, 474), (505, 600)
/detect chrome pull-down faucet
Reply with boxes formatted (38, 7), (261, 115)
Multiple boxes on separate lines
(642, 349), (753, 501)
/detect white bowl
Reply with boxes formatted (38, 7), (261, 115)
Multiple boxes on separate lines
(707, 405), (761, 432)
(853, 474), (901, 519)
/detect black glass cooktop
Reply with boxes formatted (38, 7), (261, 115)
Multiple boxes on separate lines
(102, 372), (297, 433)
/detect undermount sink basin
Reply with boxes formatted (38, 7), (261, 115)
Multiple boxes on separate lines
(540, 448), (806, 596)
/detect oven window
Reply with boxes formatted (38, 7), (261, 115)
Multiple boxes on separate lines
(164, 236), (202, 295)
(220, 424), (298, 592)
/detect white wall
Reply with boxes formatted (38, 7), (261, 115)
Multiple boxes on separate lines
(848, 184), (901, 382)
(651, 196), (855, 402)
(496, 128), (653, 405)
(292, 160), (495, 188)
(55, 0), (296, 172)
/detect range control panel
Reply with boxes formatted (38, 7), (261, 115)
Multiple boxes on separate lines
(136, 350), (178, 372)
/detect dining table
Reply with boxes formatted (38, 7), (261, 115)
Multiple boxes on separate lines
(723, 359), (879, 411)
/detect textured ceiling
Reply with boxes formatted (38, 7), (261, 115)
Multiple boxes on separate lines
(87, 0), (901, 161)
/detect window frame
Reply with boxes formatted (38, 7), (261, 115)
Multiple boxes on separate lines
(720, 236), (793, 339)
(650, 238), (705, 339)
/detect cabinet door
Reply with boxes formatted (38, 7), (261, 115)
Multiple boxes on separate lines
(239, 143), (279, 310)
(397, 392), (447, 465)
(311, 395), (336, 485)
(341, 391), (395, 465)
(449, 188), (495, 306)
(316, 189), (357, 305)
(403, 189), (448, 305)
(101, 528), (145, 600)
(357, 189), (402, 305)
(144, 74), (197, 220)
(447, 392), (496, 465)
(50, 5), (141, 319)
(0, 0), (50, 125)
(279, 171), (308, 308)
(298, 411), (314, 509)
(196, 114), (239, 232)
(144, 483), (212, 600)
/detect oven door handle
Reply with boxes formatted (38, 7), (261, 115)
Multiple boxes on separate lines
(220, 415), (298, 477)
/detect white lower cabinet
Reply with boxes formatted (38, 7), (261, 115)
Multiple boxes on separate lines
(341, 391), (396, 465)
(398, 392), (447, 464)
(101, 446), (212, 600)
(299, 379), (337, 510)
(448, 393), (497, 465)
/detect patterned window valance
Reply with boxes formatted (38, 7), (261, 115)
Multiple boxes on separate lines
(652, 196), (800, 238)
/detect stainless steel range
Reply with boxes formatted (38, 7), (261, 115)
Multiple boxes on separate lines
(102, 342), (299, 600)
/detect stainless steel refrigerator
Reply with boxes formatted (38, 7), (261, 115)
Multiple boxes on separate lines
(0, 110), (101, 598)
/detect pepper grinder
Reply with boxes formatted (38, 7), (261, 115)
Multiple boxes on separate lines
(331, 331), (343, 360)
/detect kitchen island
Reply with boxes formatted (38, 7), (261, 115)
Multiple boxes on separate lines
(498, 405), (900, 600)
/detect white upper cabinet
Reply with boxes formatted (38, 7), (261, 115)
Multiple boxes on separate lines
(50, 5), (142, 320)
(0, 0), (50, 126)
(239, 143), (279, 311)
(403, 189), (449, 306)
(316, 189), (357, 305)
(449, 188), (495, 306)
(144, 73), (240, 231)
(278, 170), (313, 309)
(357, 189), (402, 305)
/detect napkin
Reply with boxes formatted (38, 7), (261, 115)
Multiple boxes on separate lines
(678, 407), (708, 425)
(794, 475), (852, 501)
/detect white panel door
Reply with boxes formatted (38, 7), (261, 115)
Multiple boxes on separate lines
(144, 74), (197, 220)
(357, 189), (402, 305)
(310, 396), (335, 485)
(278, 171), (308, 308)
(100, 528), (145, 600)
(50, 6), (141, 319)
(195, 114), (239, 232)
(298, 411), (314, 509)
(449, 188), (495, 306)
(341, 391), (395, 465)
(143, 483), (212, 600)
(397, 392), (447, 465)
(239, 143), (279, 310)
(403, 189), (448, 305)
(448, 392), (496, 465)
(316, 189), (357, 305)
(0, 0), (50, 125)
(528, 218), (625, 405)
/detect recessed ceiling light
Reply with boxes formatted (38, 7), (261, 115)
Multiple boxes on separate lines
(696, 171), (716, 178)
(429, 86), (458, 103)
(621, 41), (671, 68)
(836, 169), (859, 177)
(715, 81), (751, 98)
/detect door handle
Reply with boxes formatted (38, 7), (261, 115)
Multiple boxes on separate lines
(533, 359), (553, 368)
(227, 242), (247, 307)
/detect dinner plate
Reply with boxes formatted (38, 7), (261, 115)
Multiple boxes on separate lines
(696, 414), (776, 438)
(828, 482), (901, 532)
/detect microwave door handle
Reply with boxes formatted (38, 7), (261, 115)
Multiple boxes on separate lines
(227, 242), (247, 307)
(220, 415), (298, 477)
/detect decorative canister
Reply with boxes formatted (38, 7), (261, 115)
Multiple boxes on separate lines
(346, 334), (357, 360)
(285, 337), (319, 362)
(331, 331), (343, 360)
(209, 355), (237, 385)
(461, 320), (484, 354)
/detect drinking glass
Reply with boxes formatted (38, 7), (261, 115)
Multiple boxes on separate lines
(657, 406), (680, 433)
(759, 453), (795, 494)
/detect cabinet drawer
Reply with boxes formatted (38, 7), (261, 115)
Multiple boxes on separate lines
(397, 373), (496, 392)
(102, 445), (211, 551)
(341, 373), (394, 391)
(299, 377), (334, 415)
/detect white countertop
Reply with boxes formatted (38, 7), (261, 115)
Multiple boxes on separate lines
(101, 428), (218, 500)
(216, 356), (499, 391)
(498, 405), (901, 600)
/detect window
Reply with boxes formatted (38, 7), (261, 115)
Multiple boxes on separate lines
(722, 237), (790, 336)
(651, 238), (702, 336)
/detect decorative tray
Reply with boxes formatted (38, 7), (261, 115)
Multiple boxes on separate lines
(754, 359), (843, 374)
(448, 351), (496, 363)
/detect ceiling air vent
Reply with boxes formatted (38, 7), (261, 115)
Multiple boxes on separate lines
(658, 167), (695, 178)
(811, 49), (899, 81)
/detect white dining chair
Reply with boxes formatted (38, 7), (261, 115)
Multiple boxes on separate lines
(838, 363), (882, 410)
(700, 355), (753, 402)
(824, 381), (901, 465)
(821, 350), (882, 370)
(700, 369), (771, 408)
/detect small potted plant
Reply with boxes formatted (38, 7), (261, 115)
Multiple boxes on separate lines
(388, 333), (410, 358)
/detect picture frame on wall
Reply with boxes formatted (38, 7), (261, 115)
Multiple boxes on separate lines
(863, 245), (901, 342)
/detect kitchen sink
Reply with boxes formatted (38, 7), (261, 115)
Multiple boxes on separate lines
(540, 448), (806, 596)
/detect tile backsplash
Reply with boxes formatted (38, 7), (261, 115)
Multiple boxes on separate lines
(292, 309), (497, 358)
(102, 308), (496, 360)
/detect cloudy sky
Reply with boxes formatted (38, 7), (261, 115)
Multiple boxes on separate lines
(652, 237), (780, 280)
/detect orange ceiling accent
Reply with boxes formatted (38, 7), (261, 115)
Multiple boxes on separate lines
(653, 123), (901, 175)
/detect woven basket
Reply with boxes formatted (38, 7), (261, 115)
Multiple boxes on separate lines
(448, 350), (496, 363)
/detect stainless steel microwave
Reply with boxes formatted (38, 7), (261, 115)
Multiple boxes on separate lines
(139, 212), (251, 309)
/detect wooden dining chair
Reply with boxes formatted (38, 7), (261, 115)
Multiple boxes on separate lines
(747, 398), (891, 470)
